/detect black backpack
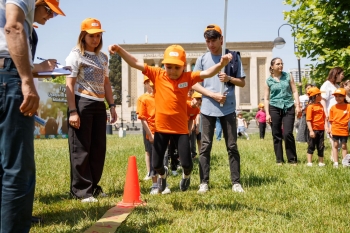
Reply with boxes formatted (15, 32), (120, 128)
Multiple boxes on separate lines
(224, 49), (241, 87)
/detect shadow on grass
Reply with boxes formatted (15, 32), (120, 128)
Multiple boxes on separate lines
(241, 172), (279, 188)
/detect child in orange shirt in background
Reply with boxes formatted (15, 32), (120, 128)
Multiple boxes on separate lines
(109, 44), (232, 192)
(136, 76), (153, 181)
(305, 87), (328, 167)
(328, 88), (350, 168)
(187, 91), (202, 159)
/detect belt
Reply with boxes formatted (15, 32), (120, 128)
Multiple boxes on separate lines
(0, 57), (16, 69)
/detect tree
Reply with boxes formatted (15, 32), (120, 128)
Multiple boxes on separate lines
(108, 54), (122, 105)
(283, 0), (350, 86)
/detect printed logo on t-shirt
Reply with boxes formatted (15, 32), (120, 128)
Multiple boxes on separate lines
(178, 82), (188, 88)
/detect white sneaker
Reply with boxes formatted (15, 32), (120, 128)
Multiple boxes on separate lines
(81, 197), (98, 203)
(318, 163), (326, 167)
(150, 184), (159, 195)
(306, 163), (313, 167)
(197, 183), (209, 194)
(333, 162), (339, 168)
(232, 184), (245, 193)
(171, 170), (178, 176)
(143, 175), (151, 181)
(161, 187), (171, 195)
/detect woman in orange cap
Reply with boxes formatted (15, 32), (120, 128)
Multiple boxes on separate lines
(65, 18), (117, 203)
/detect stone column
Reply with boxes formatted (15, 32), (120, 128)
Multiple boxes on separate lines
(249, 54), (258, 108)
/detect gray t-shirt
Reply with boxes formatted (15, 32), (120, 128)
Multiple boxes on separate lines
(0, 0), (34, 66)
(193, 51), (245, 117)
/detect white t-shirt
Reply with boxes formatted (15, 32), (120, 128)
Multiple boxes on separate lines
(320, 80), (339, 114)
(0, 0), (35, 66)
(237, 117), (245, 127)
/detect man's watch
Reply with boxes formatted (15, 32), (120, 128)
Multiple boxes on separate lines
(109, 103), (116, 108)
(228, 76), (234, 82)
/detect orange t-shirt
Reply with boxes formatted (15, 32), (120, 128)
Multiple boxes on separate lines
(306, 103), (325, 130)
(138, 94), (155, 137)
(187, 100), (200, 120)
(136, 93), (149, 115)
(143, 64), (202, 134)
(329, 103), (350, 136)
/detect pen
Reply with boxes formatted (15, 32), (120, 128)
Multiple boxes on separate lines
(36, 57), (60, 67)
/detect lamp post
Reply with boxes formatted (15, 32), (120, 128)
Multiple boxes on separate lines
(273, 23), (302, 95)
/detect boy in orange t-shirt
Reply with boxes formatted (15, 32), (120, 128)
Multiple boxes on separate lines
(136, 76), (153, 181)
(328, 88), (350, 167)
(187, 91), (202, 159)
(305, 87), (328, 167)
(109, 44), (232, 192)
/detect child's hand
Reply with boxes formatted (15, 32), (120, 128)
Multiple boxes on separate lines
(108, 44), (120, 55)
(220, 53), (233, 67)
(309, 131), (315, 138)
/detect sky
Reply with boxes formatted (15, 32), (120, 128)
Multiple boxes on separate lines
(34, 0), (313, 72)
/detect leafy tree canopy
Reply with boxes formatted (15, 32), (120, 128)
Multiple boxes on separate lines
(109, 54), (122, 105)
(283, 0), (350, 86)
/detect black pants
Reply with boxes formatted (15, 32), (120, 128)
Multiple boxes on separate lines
(189, 129), (197, 157)
(269, 105), (297, 163)
(167, 137), (179, 171)
(259, 122), (266, 139)
(199, 112), (241, 185)
(307, 130), (324, 157)
(153, 132), (192, 176)
(68, 96), (107, 199)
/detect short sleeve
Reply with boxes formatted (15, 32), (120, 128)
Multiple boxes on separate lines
(320, 82), (330, 101)
(235, 55), (246, 78)
(306, 105), (312, 121)
(142, 64), (161, 84)
(193, 55), (204, 72)
(138, 100), (147, 120)
(102, 53), (109, 77)
(65, 50), (80, 78)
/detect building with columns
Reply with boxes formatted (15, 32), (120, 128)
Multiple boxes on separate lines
(118, 41), (273, 127)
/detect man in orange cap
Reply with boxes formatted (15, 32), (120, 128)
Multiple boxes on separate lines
(0, 0), (39, 232)
(193, 24), (246, 194)
(109, 43), (232, 193)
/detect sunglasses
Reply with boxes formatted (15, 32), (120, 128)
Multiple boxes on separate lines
(44, 6), (57, 17)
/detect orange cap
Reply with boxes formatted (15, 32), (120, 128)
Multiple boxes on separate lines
(258, 103), (264, 108)
(332, 88), (346, 96)
(204, 24), (222, 35)
(162, 45), (186, 66)
(45, 0), (65, 16)
(307, 87), (324, 97)
(143, 76), (154, 86)
(192, 91), (202, 99)
(81, 18), (105, 34)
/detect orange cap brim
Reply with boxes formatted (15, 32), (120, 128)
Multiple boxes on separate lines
(85, 29), (105, 34)
(46, 2), (66, 16)
(161, 59), (184, 66)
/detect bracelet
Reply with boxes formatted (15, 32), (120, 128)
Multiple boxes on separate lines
(68, 109), (77, 114)
(109, 103), (116, 108)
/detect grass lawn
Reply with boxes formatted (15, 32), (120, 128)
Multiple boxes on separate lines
(31, 133), (350, 233)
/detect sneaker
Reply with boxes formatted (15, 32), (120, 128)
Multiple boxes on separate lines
(81, 197), (98, 203)
(150, 185), (159, 195)
(143, 175), (151, 181)
(232, 184), (244, 193)
(333, 162), (339, 168)
(306, 163), (313, 167)
(161, 187), (171, 195)
(342, 154), (350, 167)
(157, 166), (168, 192)
(93, 186), (107, 198)
(179, 176), (191, 191)
(171, 170), (178, 176)
(197, 183), (209, 194)
(318, 163), (326, 167)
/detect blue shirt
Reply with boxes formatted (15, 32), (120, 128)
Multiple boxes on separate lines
(193, 51), (245, 117)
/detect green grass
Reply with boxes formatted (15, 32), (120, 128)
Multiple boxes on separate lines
(31, 133), (350, 232)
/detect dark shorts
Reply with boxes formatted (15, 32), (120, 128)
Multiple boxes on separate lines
(332, 135), (348, 143)
(196, 132), (201, 141)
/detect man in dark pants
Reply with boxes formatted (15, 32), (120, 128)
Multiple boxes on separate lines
(193, 24), (245, 194)
(0, 1), (39, 232)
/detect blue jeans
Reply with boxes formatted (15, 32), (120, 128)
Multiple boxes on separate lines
(0, 59), (35, 232)
(215, 118), (222, 140)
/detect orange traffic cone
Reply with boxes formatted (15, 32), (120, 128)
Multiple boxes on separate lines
(117, 156), (145, 207)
